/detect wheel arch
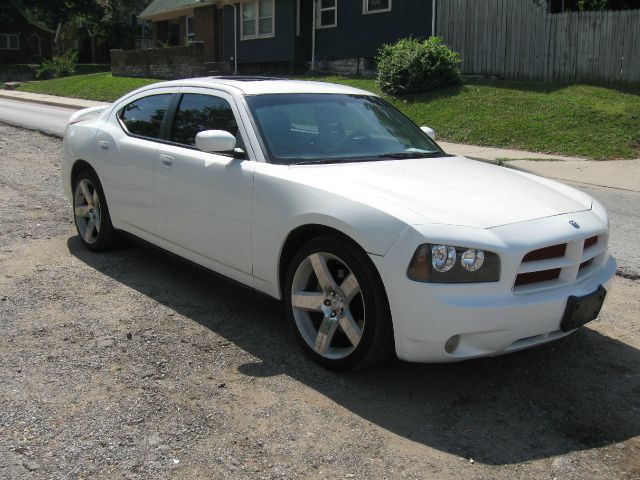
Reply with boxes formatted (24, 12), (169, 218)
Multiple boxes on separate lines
(278, 224), (384, 301)
(70, 159), (96, 188)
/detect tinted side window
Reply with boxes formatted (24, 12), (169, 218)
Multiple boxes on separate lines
(120, 94), (172, 139)
(170, 94), (239, 146)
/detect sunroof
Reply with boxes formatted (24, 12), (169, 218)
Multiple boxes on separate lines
(211, 76), (286, 81)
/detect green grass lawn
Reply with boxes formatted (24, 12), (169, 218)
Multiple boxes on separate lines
(17, 73), (158, 103)
(17, 73), (640, 159)
(315, 76), (640, 160)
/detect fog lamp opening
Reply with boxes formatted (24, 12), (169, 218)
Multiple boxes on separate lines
(444, 334), (461, 354)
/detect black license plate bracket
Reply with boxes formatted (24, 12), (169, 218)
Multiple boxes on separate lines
(560, 285), (607, 332)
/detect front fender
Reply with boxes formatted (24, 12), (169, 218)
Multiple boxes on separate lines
(283, 212), (408, 257)
(251, 164), (409, 299)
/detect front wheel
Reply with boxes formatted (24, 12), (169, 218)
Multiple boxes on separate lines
(284, 236), (395, 370)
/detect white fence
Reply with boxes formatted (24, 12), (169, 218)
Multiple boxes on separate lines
(436, 0), (640, 86)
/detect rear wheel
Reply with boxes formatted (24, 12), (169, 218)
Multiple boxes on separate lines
(284, 236), (395, 370)
(73, 168), (121, 251)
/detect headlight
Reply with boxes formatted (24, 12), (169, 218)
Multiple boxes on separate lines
(461, 249), (484, 271)
(407, 244), (500, 283)
(431, 245), (456, 272)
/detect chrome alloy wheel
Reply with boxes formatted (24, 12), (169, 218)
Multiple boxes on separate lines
(290, 252), (365, 360)
(73, 178), (101, 245)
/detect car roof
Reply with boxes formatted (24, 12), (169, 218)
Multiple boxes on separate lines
(139, 76), (376, 97)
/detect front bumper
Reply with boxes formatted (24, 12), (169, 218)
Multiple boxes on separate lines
(371, 209), (617, 363)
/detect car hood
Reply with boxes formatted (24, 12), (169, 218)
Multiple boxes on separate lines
(289, 156), (592, 229)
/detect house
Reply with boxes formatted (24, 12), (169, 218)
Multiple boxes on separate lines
(130, 0), (434, 76)
(138, 0), (225, 63)
(302, 0), (435, 74)
(0, 1), (54, 64)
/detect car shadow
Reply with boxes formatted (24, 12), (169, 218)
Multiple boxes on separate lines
(68, 236), (640, 466)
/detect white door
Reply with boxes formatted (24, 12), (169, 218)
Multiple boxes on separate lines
(96, 92), (175, 234)
(153, 91), (255, 281)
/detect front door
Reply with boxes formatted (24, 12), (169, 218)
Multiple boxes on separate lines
(295, 0), (314, 63)
(154, 89), (254, 283)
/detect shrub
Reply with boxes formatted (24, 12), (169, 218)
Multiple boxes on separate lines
(376, 37), (462, 95)
(36, 51), (78, 80)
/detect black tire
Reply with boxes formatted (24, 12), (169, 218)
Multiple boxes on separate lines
(284, 235), (395, 371)
(72, 168), (122, 252)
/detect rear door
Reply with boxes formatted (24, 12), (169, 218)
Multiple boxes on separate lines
(153, 89), (255, 284)
(96, 91), (175, 234)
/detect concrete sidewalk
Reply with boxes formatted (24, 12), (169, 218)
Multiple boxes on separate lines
(439, 141), (588, 163)
(440, 140), (640, 193)
(504, 159), (640, 193)
(0, 89), (106, 109)
(1, 89), (638, 192)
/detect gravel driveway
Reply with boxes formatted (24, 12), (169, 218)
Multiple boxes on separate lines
(1, 124), (639, 479)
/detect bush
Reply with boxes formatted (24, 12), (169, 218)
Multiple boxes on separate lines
(36, 51), (78, 80)
(376, 37), (462, 95)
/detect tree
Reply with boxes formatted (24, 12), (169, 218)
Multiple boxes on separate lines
(10, 0), (152, 59)
(549, 0), (640, 11)
(12, 0), (106, 31)
(576, 0), (640, 9)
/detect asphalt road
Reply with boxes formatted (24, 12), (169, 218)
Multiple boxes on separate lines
(0, 98), (637, 277)
(568, 181), (640, 279)
(0, 98), (74, 137)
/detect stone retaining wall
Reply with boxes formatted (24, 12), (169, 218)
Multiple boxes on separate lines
(110, 43), (207, 80)
(315, 58), (375, 77)
(0, 71), (36, 83)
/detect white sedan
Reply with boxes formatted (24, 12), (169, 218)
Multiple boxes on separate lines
(61, 77), (616, 370)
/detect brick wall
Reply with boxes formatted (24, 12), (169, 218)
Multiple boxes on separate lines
(110, 43), (207, 80)
(194, 5), (216, 61)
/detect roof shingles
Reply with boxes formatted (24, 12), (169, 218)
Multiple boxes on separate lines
(139, 0), (213, 19)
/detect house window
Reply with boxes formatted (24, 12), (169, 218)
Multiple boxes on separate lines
(317, 0), (337, 28)
(136, 20), (153, 50)
(186, 16), (195, 42)
(0, 34), (20, 50)
(363, 0), (391, 14)
(241, 0), (275, 40)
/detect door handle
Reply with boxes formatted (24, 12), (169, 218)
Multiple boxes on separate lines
(160, 154), (173, 168)
(98, 141), (110, 151)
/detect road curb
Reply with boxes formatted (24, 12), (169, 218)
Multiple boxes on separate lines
(0, 119), (63, 139)
(0, 91), (106, 110)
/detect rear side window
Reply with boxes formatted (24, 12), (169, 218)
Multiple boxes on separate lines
(120, 94), (172, 139)
(170, 94), (239, 146)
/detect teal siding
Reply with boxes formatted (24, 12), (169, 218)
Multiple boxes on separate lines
(222, 0), (434, 66)
(316, 0), (433, 60)
(223, 0), (296, 65)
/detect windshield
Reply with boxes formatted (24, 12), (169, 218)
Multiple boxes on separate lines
(245, 94), (444, 165)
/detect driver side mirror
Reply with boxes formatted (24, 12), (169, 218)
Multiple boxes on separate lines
(195, 130), (237, 153)
(421, 126), (436, 140)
